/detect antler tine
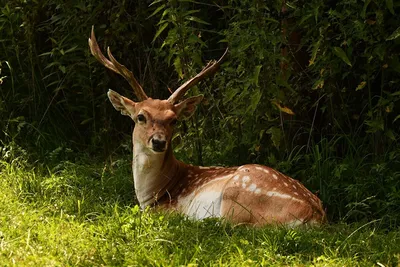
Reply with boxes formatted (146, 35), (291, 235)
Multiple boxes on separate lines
(88, 27), (117, 73)
(106, 47), (148, 101)
(168, 48), (229, 104)
(88, 26), (148, 101)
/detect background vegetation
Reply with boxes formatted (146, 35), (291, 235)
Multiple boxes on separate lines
(1, 0), (400, 229)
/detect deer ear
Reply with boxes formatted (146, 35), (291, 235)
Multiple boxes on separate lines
(174, 95), (203, 119)
(107, 89), (137, 118)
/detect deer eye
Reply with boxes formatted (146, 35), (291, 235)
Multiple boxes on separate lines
(137, 114), (146, 123)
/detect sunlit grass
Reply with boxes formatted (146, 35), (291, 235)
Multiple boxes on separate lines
(0, 157), (399, 266)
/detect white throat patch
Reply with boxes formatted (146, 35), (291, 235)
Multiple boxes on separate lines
(132, 140), (169, 207)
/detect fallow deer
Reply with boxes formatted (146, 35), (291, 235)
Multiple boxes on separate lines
(89, 27), (326, 227)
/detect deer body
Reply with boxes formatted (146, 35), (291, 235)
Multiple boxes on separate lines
(131, 123), (325, 226)
(89, 27), (326, 226)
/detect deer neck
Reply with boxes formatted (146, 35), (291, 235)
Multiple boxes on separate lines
(132, 140), (180, 208)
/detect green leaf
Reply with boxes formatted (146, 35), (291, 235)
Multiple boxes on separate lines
(356, 81), (367, 91)
(386, 0), (395, 15)
(153, 22), (168, 42)
(188, 34), (206, 46)
(387, 27), (400, 41)
(64, 45), (78, 54)
(365, 118), (384, 133)
(39, 51), (53, 57)
(313, 5), (319, 23)
(385, 130), (396, 141)
(361, 0), (371, 19)
(58, 65), (66, 73)
(312, 79), (324, 90)
(246, 89), (261, 114)
(80, 118), (93, 125)
(299, 14), (312, 25)
(309, 39), (321, 66)
(266, 126), (282, 148)
(333, 47), (352, 67)
(185, 16), (210, 25)
(178, 0), (197, 3)
(160, 9), (170, 20)
(45, 62), (60, 69)
(393, 114), (400, 123)
(173, 57), (183, 79)
(265, 18), (279, 24)
(253, 65), (262, 86)
(275, 74), (292, 91)
(272, 101), (295, 115)
(183, 10), (200, 16)
(149, 0), (164, 7)
(148, 4), (165, 18)
(223, 88), (240, 104)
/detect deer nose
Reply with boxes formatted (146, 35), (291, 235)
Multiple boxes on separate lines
(151, 137), (167, 152)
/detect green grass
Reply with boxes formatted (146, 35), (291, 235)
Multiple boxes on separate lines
(0, 157), (399, 266)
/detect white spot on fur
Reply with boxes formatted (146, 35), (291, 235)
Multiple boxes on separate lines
(233, 175), (240, 181)
(272, 187), (277, 191)
(242, 183), (247, 188)
(242, 176), (250, 183)
(255, 166), (264, 171)
(284, 182), (289, 187)
(265, 191), (302, 202)
(248, 183), (257, 192)
(292, 185), (297, 189)
(272, 174), (278, 180)
(294, 192), (299, 196)
(199, 166), (210, 170)
(255, 188), (261, 194)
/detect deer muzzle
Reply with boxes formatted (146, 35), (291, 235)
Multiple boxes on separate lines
(150, 133), (167, 153)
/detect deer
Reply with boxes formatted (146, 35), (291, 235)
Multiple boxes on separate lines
(89, 27), (326, 227)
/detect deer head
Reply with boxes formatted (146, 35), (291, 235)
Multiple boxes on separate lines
(89, 26), (227, 155)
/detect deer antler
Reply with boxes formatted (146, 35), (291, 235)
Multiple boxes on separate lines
(168, 48), (228, 104)
(88, 26), (148, 101)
